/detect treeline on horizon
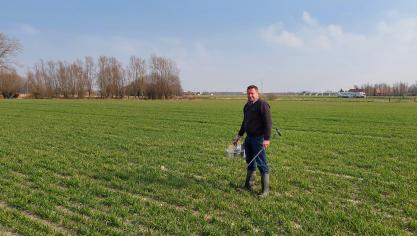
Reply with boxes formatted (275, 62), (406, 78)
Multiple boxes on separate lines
(0, 32), (182, 99)
(359, 82), (417, 97)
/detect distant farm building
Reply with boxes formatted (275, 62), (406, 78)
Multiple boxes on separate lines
(338, 89), (366, 98)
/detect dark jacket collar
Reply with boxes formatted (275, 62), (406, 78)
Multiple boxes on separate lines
(247, 98), (260, 105)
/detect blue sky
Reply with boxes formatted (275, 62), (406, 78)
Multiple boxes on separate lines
(2, 0), (417, 92)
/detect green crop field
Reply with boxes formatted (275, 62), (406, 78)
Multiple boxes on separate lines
(0, 99), (416, 235)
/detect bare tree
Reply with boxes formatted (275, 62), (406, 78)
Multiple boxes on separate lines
(0, 33), (21, 70)
(408, 81), (417, 96)
(97, 56), (109, 98)
(28, 67), (43, 98)
(29, 60), (54, 98)
(70, 59), (87, 98)
(84, 56), (95, 97)
(374, 83), (391, 96)
(109, 57), (124, 98)
(361, 83), (376, 96)
(392, 82), (408, 96)
(126, 56), (146, 98)
(0, 69), (22, 98)
(149, 55), (182, 99)
(46, 60), (60, 97)
(57, 61), (75, 98)
(43, 61), (56, 97)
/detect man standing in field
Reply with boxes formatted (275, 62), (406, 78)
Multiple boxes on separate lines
(233, 85), (272, 197)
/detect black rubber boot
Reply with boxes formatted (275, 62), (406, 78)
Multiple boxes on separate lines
(259, 173), (269, 197)
(244, 170), (256, 191)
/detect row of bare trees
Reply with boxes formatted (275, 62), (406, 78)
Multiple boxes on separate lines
(26, 55), (182, 99)
(28, 58), (93, 98)
(360, 82), (417, 96)
(1, 32), (182, 99)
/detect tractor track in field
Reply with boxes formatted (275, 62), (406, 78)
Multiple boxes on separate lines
(0, 223), (21, 236)
(286, 127), (417, 141)
(0, 201), (72, 236)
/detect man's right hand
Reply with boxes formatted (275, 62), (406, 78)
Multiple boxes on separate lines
(232, 135), (241, 146)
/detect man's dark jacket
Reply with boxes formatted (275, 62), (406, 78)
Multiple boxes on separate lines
(238, 99), (272, 140)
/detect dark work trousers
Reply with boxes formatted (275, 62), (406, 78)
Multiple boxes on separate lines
(244, 135), (269, 174)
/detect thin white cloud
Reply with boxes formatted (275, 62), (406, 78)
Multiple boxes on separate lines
(158, 37), (182, 46)
(377, 17), (417, 43)
(17, 24), (39, 35)
(302, 11), (318, 26)
(326, 25), (343, 38)
(275, 30), (304, 47)
(260, 11), (367, 50)
(385, 10), (400, 19)
(260, 24), (304, 48)
(256, 11), (417, 91)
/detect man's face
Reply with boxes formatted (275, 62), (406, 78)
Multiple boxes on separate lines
(247, 88), (259, 102)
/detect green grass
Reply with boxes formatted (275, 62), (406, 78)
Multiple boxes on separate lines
(0, 99), (416, 235)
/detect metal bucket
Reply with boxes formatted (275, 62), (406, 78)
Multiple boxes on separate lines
(224, 143), (245, 158)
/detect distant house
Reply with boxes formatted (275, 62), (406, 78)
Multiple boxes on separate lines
(183, 91), (195, 96)
(348, 88), (364, 93)
(338, 88), (366, 98)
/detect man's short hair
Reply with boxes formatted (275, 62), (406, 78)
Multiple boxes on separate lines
(247, 85), (258, 91)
